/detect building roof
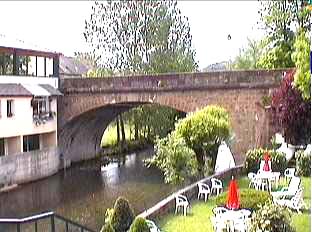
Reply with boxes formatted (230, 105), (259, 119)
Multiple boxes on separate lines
(0, 83), (61, 97)
(0, 34), (61, 58)
(0, 84), (32, 96)
(59, 55), (93, 76)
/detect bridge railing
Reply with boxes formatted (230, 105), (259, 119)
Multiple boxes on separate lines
(0, 211), (96, 232)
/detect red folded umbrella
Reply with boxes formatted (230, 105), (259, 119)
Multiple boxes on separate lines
(263, 152), (271, 172)
(226, 176), (240, 210)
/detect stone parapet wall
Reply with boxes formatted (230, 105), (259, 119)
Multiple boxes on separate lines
(60, 69), (287, 94)
(0, 147), (60, 185)
(138, 165), (244, 220)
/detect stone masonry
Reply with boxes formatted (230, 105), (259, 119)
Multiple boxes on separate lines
(58, 69), (288, 164)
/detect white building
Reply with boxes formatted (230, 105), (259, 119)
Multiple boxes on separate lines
(0, 38), (61, 187)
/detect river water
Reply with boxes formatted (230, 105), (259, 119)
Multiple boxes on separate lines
(0, 149), (177, 231)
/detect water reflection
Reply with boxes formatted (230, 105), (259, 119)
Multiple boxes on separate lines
(0, 149), (175, 231)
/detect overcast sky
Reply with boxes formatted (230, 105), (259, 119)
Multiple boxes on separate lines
(0, 1), (263, 70)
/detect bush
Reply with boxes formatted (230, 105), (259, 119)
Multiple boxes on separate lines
(244, 148), (287, 173)
(250, 201), (295, 232)
(111, 197), (135, 232)
(295, 149), (311, 176)
(215, 189), (271, 210)
(175, 105), (231, 172)
(100, 223), (115, 232)
(129, 217), (150, 232)
(147, 132), (198, 184)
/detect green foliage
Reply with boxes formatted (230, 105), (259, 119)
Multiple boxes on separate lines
(250, 201), (295, 232)
(129, 217), (150, 232)
(87, 68), (114, 78)
(295, 149), (311, 176)
(148, 132), (198, 184)
(256, 0), (310, 69)
(293, 30), (311, 100)
(244, 148), (287, 173)
(231, 38), (266, 70)
(111, 197), (135, 232)
(100, 223), (115, 232)
(175, 105), (231, 171)
(84, 0), (197, 74)
(215, 189), (271, 210)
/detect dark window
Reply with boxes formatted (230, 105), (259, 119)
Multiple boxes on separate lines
(0, 53), (13, 75)
(0, 138), (4, 156)
(7, 100), (14, 117)
(23, 134), (40, 152)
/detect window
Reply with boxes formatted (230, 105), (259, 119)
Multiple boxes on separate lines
(23, 134), (40, 152)
(0, 138), (4, 156)
(32, 97), (50, 116)
(7, 100), (14, 117)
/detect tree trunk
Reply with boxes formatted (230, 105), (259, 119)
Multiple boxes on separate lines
(193, 147), (205, 176)
(120, 113), (126, 148)
(116, 116), (120, 145)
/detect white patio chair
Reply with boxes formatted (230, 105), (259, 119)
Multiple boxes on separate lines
(175, 194), (190, 216)
(233, 213), (248, 232)
(210, 215), (228, 232)
(211, 178), (223, 195)
(197, 182), (210, 202)
(271, 176), (301, 200)
(212, 206), (228, 216)
(146, 219), (161, 232)
(274, 187), (307, 213)
(248, 172), (261, 189)
(284, 168), (296, 183)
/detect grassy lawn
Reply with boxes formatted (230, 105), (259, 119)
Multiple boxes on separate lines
(101, 124), (132, 147)
(158, 177), (310, 232)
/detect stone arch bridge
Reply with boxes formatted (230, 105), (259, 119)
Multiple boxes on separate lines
(58, 69), (286, 164)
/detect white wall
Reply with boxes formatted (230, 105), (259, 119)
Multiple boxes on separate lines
(0, 97), (57, 139)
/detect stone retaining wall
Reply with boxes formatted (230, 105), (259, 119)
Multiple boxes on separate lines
(0, 147), (60, 185)
(138, 165), (244, 219)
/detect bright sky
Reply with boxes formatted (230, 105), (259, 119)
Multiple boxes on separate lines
(0, 1), (263, 70)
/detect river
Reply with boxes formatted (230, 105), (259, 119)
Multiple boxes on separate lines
(0, 148), (177, 231)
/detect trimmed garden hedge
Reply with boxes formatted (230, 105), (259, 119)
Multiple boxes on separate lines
(244, 148), (287, 174)
(215, 189), (271, 210)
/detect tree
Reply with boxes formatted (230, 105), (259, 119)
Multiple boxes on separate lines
(129, 217), (150, 232)
(148, 132), (198, 184)
(84, 0), (198, 74)
(231, 38), (266, 70)
(175, 106), (231, 173)
(292, 29), (311, 100)
(257, 0), (311, 68)
(271, 70), (311, 145)
(110, 197), (134, 232)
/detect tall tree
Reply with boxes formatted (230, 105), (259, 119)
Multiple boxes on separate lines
(84, 0), (198, 74)
(257, 0), (311, 68)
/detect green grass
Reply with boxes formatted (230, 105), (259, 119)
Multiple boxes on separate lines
(101, 124), (132, 147)
(158, 177), (311, 232)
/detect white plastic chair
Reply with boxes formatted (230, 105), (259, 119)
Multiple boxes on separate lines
(274, 187), (306, 213)
(146, 219), (161, 232)
(233, 214), (248, 232)
(210, 215), (228, 232)
(271, 176), (301, 200)
(175, 194), (190, 216)
(247, 172), (260, 189)
(212, 206), (228, 216)
(197, 182), (210, 202)
(211, 178), (223, 195)
(284, 168), (296, 183)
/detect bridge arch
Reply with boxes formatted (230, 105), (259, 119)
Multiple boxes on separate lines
(58, 70), (286, 163)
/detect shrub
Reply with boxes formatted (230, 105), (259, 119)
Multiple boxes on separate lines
(244, 148), (287, 173)
(250, 201), (295, 232)
(129, 217), (150, 232)
(111, 197), (135, 232)
(147, 132), (198, 184)
(175, 105), (231, 172)
(215, 189), (271, 210)
(295, 149), (311, 176)
(100, 223), (115, 232)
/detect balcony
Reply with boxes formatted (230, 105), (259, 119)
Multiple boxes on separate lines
(33, 111), (56, 126)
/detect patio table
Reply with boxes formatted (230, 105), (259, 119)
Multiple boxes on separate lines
(256, 171), (280, 191)
(216, 209), (250, 232)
